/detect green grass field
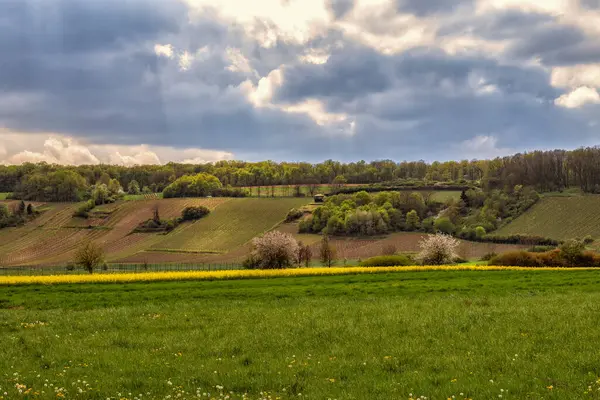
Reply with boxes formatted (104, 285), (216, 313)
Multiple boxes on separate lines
(0, 192), (10, 200)
(2, 270), (600, 399)
(123, 193), (163, 201)
(496, 195), (600, 240)
(153, 198), (310, 253)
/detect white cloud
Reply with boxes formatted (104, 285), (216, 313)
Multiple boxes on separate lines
(225, 48), (257, 76)
(459, 135), (514, 159)
(0, 131), (234, 166)
(551, 65), (600, 88)
(154, 43), (175, 58)
(555, 86), (600, 108)
(184, 0), (331, 47)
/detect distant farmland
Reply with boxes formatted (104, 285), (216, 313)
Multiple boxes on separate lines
(496, 195), (600, 240)
(152, 198), (309, 254)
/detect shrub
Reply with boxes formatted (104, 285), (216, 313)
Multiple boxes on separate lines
(74, 199), (96, 218)
(251, 231), (300, 269)
(559, 239), (586, 267)
(478, 234), (559, 246)
(359, 255), (412, 267)
(434, 217), (455, 235)
(243, 253), (261, 269)
(488, 248), (600, 268)
(416, 234), (460, 265)
(475, 226), (486, 239)
(421, 216), (435, 233)
(181, 206), (210, 221)
(382, 243), (397, 256)
(480, 252), (497, 261)
(489, 251), (543, 267)
(285, 208), (304, 222)
(528, 245), (556, 253)
(584, 235), (594, 244)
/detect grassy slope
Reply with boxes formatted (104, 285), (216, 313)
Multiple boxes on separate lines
(2, 270), (600, 399)
(496, 195), (600, 240)
(152, 198), (309, 253)
(0, 199), (230, 266)
(0, 192), (10, 200)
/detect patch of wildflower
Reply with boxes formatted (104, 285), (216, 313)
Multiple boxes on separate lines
(20, 321), (47, 328)
(1, 266), (597, 286)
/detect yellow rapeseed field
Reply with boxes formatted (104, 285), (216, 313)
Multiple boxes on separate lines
(0, 265), (596, 285)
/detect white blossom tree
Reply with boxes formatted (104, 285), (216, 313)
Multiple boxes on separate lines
(416, 233), (460, 265)
(251, 231), (300, 269)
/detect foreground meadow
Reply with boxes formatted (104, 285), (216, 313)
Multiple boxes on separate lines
(2, 270), (600, 399)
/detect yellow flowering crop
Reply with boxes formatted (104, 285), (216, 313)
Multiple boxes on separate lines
(0, 265), (597, 286)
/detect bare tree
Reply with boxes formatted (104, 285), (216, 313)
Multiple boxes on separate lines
(75, 241), (105, 274)
(297, 241), (313, 267)
(320, 235), (337, 268)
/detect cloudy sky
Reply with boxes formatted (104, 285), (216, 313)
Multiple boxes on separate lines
(1, 0), (600, 165)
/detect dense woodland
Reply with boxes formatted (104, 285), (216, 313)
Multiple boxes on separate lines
(3, 147), (600, 200)
(298, 187), (540, 241)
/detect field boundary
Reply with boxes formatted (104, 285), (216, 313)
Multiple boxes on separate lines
(2, 265), (599, 285)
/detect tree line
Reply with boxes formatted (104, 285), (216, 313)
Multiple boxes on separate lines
(5, 147), (600, 198)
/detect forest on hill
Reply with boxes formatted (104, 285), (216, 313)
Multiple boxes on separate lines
(2, 146), (600, 201)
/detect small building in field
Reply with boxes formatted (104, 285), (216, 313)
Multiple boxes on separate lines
(314, 194), (325, 203)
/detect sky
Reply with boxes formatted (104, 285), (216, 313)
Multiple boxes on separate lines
(1, 0), (600, 165)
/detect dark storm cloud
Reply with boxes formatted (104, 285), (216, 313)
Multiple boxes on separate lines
(438, 9), (553, 40)
(273, 46), (393, 102)
(0, 0), (599, 162)
(580, 0), (600, 10)
(396, 0), (474, 16)
(327, 0), (355, 19)
(507, 23), (600, 66)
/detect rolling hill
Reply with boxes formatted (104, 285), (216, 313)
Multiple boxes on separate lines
(496, 195), (600, 241)
(0, 198), (310, 267)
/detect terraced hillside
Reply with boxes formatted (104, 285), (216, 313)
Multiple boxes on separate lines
(0, 198), (233, 267)
(496, 195), (600, 240)
(150, 198), (309, 254)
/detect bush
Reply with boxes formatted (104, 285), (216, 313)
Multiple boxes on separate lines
(559, 239), (586, 267)
(480, 252), (497, 261)
(382, 243), (397, 256)
(434, 217), (455, 235)
(359, 255), (412, 267)
(74, 199), (96, 218)
(528, 245), (556, 253)
(416, 234), (460, 265)
(478, 234), (559, 246)
(584, 235), (594, 244)
(181, 206), (210, 221)
(488, 248), (600, 268)
(285, 208), (304, 222)
(243, 253), (261, 269)
(475, 226), (486, 239)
